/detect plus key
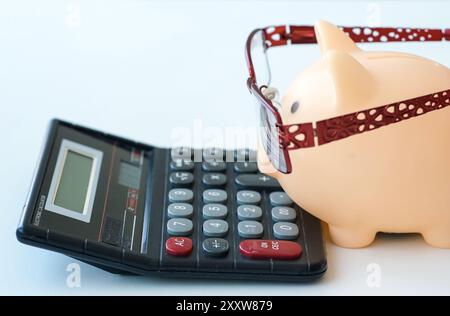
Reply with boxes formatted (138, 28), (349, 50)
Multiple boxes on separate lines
(235, 174), (280, 190)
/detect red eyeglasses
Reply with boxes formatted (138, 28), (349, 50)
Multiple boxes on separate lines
(246, 25), (450, 174)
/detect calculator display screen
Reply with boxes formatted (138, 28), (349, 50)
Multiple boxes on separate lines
(54, 150), (93, 213)
(45, 139), (103, 223)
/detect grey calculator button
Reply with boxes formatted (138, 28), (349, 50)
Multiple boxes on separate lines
(236, 190), (261, 205)
(202, 238), (229, 257)
(203, 219), (229, 237)
(202, 173), (227, 186)
(237, 205), (262, 221)
(202, 161), (226, 172)
(169, 172), (194, 185)
(234, 162), (258, 173)
(203, 147), (224, 162)
(271, 206), (297, 222)
(169, 188), (193, 203)
(235, 149), (257, 162)
(167, 203), (193, 218)
(269, 191), (294, 206)
(235, 174), (280, 190)
(171, 147), (192, 161)
(170, 160), (194, 171)
(203, 189), (227, 203)
(238, 221), (264, 238)
(202, 204), (228, 219)
(273, 222), (299, 240)
(167, 218), (193, 236)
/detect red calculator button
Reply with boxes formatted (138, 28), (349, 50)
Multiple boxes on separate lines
(165, 237), (193, 256)
(239, 240), (302, 260)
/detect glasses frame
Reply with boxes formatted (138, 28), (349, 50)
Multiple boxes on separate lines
(246, 25), (450, 174)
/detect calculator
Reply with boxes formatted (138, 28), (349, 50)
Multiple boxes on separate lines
(17, 119), (327, 281)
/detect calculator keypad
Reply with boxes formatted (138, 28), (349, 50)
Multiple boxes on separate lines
(165, 237), (193, 257)
(203, 148), (225, 162)
(202, 204), (228, 219)
(168, 188), (193, 203)
(271, 206), (297, 222)
(237, 205), (262, 221)
(236, 190), (261, 205)
(273, 222), (299, 240)
(167, 203), (193, 218)
(239, 240), (302, 260)
(234, 148), (257, 162)
(269, 191), (294, 206)
(202, 161), (226, 172)
(170, 160), (194, 171)
(202, 173), (227, 186)
(203, 189), (227, 204)
(235, 174), (280, 190)
(203, 219), (229, 237)
(167, 218), (193, 236)
(171, 147), (192, 161)
(238, 221), (264, 238)
(202, 238), (229, 257)
(234, 162), (258, 173)
(169, 172), (194, 186)
(163, 148), (308, 271)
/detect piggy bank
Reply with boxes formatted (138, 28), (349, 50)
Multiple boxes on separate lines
(258, 20), (450, 248)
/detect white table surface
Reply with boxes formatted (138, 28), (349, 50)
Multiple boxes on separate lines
(1, 0), (449, 296)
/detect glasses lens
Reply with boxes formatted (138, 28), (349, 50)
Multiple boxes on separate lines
(250, 30), (271, 87)
(259, 105), (288, 173)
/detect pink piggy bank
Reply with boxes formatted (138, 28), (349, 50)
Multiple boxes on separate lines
(258, 21), (450, 248)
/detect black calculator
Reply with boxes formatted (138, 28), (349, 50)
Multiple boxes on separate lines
(17, 119), (327, 281)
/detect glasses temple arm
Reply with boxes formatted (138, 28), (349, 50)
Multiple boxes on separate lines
(278, 88), (450, 151)
(264, 25), (449, 47)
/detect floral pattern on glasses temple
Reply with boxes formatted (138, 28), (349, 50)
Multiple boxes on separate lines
(278, 89), (450, 151)
(262, 25), (449, 47)
(246, 25), (450, 151)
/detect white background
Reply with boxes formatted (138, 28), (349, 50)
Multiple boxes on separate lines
(0, 0), (449, 295)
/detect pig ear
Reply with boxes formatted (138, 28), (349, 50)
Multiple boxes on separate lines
(326, 51), (374, 107)
(315, 20), (360, 55)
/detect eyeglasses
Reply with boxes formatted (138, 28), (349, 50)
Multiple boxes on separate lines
(246, 25), (450, 173)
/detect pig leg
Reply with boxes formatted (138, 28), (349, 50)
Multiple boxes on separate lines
(328, 226), (376, 248)
(422, 226), (450, 248)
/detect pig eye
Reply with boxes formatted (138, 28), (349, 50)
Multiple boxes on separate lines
(290, 101), (300, 113)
